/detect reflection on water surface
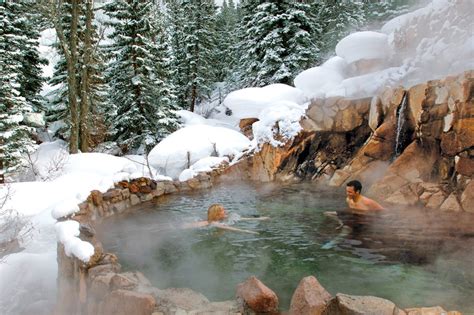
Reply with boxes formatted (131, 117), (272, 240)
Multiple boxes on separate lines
(98, 181), (474, 312)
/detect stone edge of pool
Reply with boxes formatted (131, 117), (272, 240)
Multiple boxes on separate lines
(53, 167), (463, 315)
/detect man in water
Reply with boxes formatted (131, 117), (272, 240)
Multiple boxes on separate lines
(345, 180), (384, 211)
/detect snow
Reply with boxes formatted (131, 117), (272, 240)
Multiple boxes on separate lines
(293, 0), (473, 99)
(176, 110), (236, 130)
(294, 66), (344, 99)
(148, 125), (251, 179)
(252, 100), (308, 147)
(335, 31), (391, 64)
(223, 83), (308, 120)
(55, 220), (94, 262)
(178, 156), (229, 181)
(0, 141), (167, 313)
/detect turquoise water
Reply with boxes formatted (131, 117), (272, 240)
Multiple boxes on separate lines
(98, 181), (474, 312)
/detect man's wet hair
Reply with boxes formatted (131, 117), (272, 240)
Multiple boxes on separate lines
(346, 180), (362, 193)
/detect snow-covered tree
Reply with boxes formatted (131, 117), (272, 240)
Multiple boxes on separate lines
(0, 2), (37, 180)
(238, 0), (318, 87)
(45, 1), (108, 150)
(105, 0), (178, 153)
(313, 1), (366, 59)
(167, 0), (218, 112)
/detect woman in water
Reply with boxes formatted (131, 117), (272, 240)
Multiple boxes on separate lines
(183, 204), (269, 234)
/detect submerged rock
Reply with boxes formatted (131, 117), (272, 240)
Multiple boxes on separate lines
(323, 294), (406, 315)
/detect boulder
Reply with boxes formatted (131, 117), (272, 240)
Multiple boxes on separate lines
(153, 287), (209, 311)
(425, 190), (446, 209)
(455, 156), (474, 177)
(408, 83), (427, 126)
(289, 276), (332, 315)
(439, 193), (462, 212)
(362, 120), (397, 161)
(323, 294), (405, 315)
(461, 180), (474, 212)
(99, 290), (155, 315)
(405, 306), (461, 315)
(333, 105), (365, 132)
(236, 276), (279, 313)
(368, 96), (384, 131)
(440, 117), (474, 156)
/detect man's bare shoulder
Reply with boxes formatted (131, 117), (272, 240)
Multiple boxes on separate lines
(361, 195), (384, 210)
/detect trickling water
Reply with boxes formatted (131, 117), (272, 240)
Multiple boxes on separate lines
(395, 92), (409, 157)
(98, 182), (474, 312)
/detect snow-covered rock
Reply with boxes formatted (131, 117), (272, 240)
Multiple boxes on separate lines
(294, 66), (344, 99)
(223, 84), (307, 120)
(148, 125), (251, 179)
(252, 100), (307, 147)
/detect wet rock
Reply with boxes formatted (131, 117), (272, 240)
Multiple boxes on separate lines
(362, 122), (396, 161)
(236, 276), (279, 313)
(408, 83), (427, 126)
(90, 273), (115, 300)
(111, 273), (139, 291)
(369, 96), (384, 131)
(130, 194), (140, 206)
(385, 187), (418, 206)
(103, 189), (122, 202)
(89, 190), (103, 206)
(455, 155), (474, 177)
(439, 193), (462, 212)
(440, 117), (474, 156)
(88, 263), (121, 280)
(289, 276), (331, 315)
(328, 169), (350, 187)
(99, 290), (155, 315)
(425, 190), (446, 209)
(405, 306), (461, 315)
(461, 180), (474, 212)
(153, 287), (209, 312)
(323, 294), (405, 315)
(121, 188), (130, 199)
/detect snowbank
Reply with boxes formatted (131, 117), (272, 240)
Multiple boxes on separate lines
(148, 125), (251, 179)
(223, 84), (307, 120)
(335, 31), (391, 64)
(293, 0), (473, 99)
(0, 142), (163, 313)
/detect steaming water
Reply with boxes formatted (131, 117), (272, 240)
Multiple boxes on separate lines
(98, 181), (474, 312)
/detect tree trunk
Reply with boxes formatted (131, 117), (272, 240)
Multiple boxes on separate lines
(67, 0), (80, 153)
(80, 0), (93, 153)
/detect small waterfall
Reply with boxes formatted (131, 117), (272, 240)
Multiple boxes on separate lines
(394, 91), (409, 157)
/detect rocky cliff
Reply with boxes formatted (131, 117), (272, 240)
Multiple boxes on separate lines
(226, 70), (473, 212)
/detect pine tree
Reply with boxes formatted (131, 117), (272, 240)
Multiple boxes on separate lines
(313, 1), (366, 59)
(105, 0), (178, 153)
(167, 0), (217, 112)
(238, 0), (318, 87)
(0, 1), (37, 180)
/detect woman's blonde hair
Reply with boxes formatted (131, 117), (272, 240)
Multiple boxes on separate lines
(207, 204), (226, 222)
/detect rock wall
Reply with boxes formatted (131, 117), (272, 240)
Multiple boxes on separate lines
(230, 70), (473, 212)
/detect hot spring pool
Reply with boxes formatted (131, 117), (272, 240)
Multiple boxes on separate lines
(98, 181), (474, 312)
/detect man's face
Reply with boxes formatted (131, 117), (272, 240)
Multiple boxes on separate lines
(346, 186), (359, 200)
